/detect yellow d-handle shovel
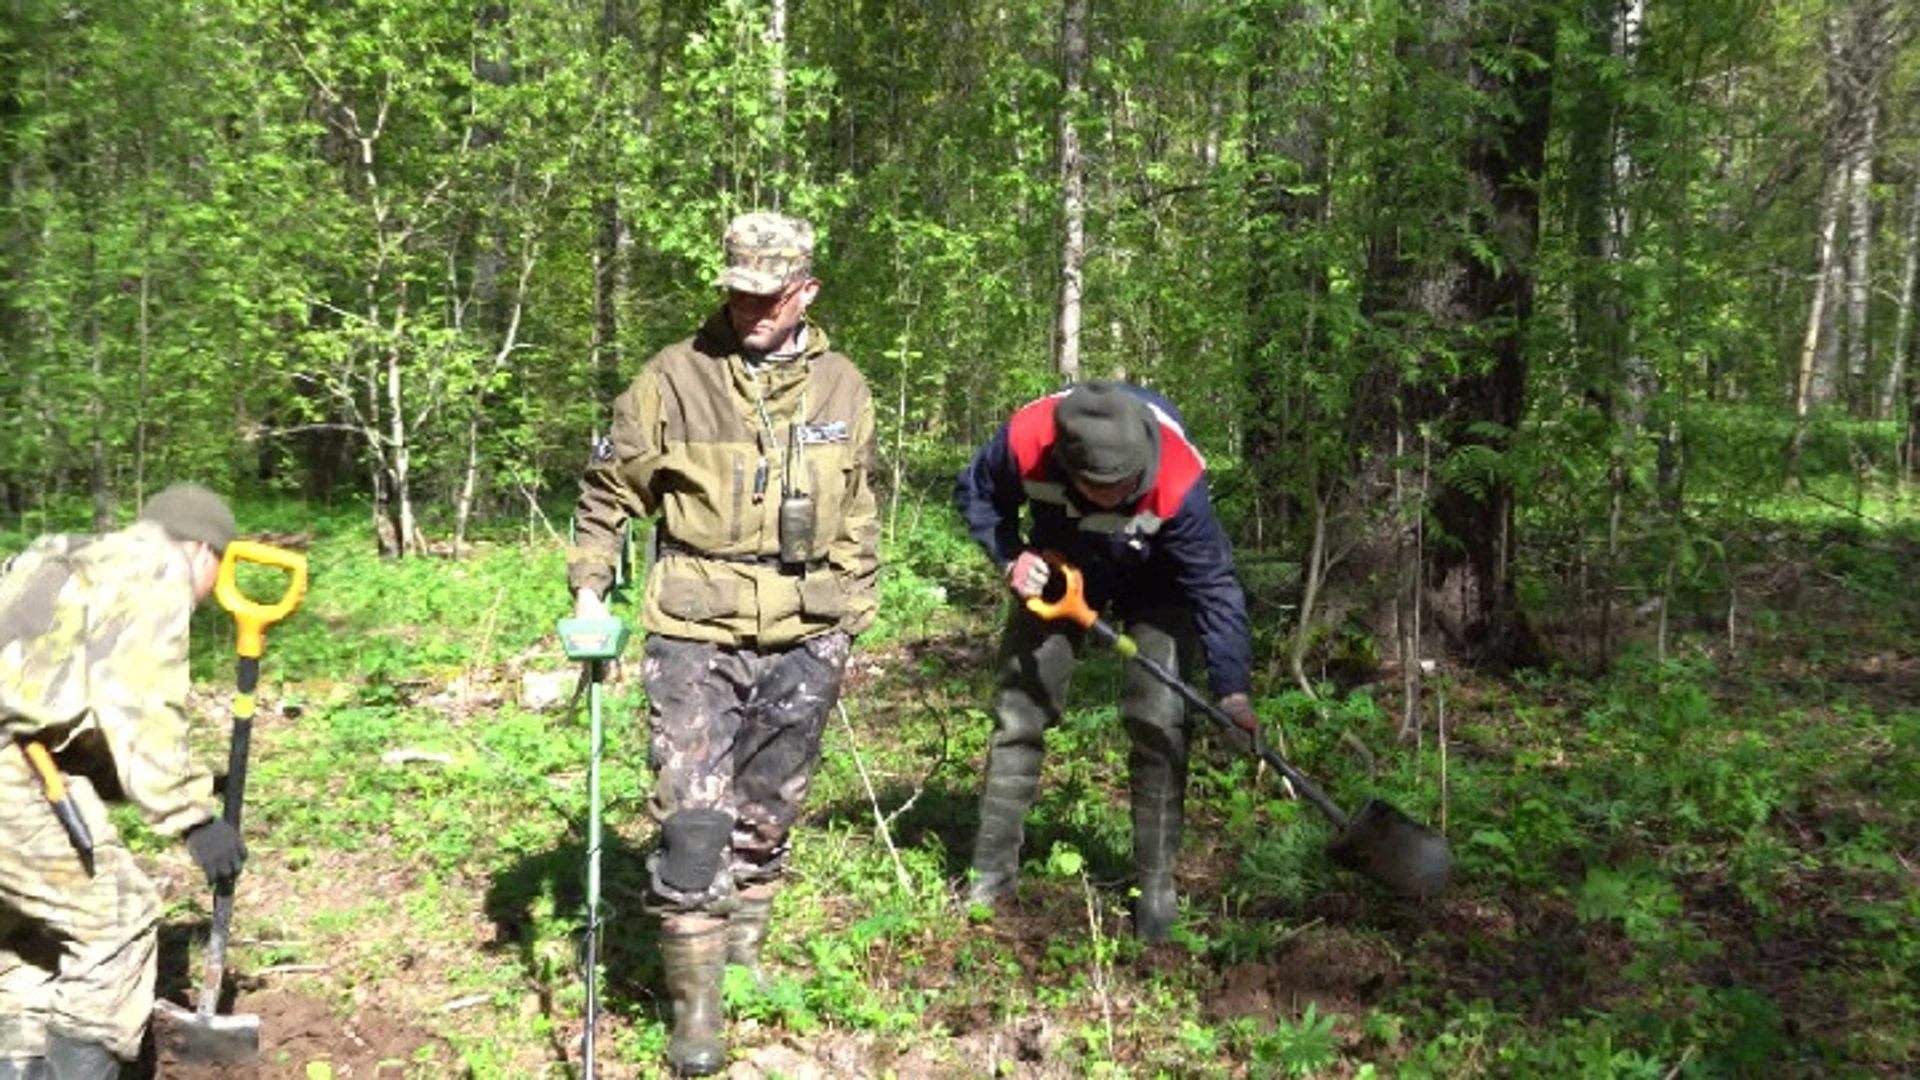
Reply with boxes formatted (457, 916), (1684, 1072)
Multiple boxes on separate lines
(154, 540), (308, 1064)
(1025, 555), (1452, 898)
(16, 740), (96, 873)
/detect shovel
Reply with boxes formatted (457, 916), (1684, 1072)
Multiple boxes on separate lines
(154, 540), (309, 1063)
(1024, 557), (1452, 898)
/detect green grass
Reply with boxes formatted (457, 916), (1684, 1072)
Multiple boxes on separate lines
(6, 470), (1919, 1077)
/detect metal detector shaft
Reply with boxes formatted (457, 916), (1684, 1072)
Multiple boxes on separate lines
(584, 663), (607, 1080)
(557, 616), (629, 1080)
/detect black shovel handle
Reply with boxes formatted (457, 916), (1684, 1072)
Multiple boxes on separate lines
(1081, 618), (1355, 830)
(196, 540), (305, 1021)
(198, 653), (258, 1019)
(1022, 555), (1356, 829)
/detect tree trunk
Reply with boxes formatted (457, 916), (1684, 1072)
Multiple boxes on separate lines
(1879, 167), (1918, 424)
(1843, 109), (1874, 408)
(1053, 0), (1088, 384)
(1565, 0), (1644, 668)
(1794, 166), (1844, 425)
(1352, 2), (1555, 671)
(1242, 1), (1330, 548)
(86, 227), (112, 534)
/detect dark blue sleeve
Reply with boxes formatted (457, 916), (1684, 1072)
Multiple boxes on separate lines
(954, 424), (1027, 569)
(1160, 476), (1253, 697)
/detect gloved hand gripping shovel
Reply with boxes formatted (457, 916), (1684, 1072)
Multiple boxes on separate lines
(1026, 557), (1452, 897)
(154, 540), (309, 1063)
(556, 614), (630, 1080)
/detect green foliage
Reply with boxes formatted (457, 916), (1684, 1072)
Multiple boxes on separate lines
(72, 489), (1920, 1076)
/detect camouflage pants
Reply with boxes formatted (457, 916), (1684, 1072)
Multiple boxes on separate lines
(640, 631), (851, 913)
(0, 747), (158, 1062)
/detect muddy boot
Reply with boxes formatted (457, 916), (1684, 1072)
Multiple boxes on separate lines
(1127, 730), (1188, 944)
(968, 607), (1072, 911)
(659, 914), (727, 1077)
(43, 1035), (116, 1080)
(725, 884), (775, 985)
(1130, 784), (1184, 944)
(966, 773), (1038, 908)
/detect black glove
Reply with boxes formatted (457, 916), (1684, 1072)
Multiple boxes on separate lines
(184, 819), (247, 882)
(1216, 693), (1261, 753)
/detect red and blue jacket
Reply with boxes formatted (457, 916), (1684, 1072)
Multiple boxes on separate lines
(954, 384), (1252, 697)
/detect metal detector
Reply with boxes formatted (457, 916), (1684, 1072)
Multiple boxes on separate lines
(555, 614), (628, 1080)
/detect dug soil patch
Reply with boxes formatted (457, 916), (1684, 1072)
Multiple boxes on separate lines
(151, 989), (454, 1079)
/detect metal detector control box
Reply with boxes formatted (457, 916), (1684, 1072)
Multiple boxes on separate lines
(557, 616), (630, 661)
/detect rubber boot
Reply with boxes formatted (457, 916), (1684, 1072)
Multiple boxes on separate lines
(0, 1058), (49, 1080)
(1121, 612), (1193, 945)
(659, 914), (727, 1077)
(967, 772), (1038, 907)
(43, 1035), (116, 1080)
(970, 613), (1065, 910)
(1130, 773), (1184, 944)
(726, 884), (775, 985)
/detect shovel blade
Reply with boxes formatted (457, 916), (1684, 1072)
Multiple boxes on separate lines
(1327, 798), (1453, 898)
(152, 998), (260, 1064)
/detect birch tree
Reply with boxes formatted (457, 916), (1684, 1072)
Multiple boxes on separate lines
(1054, 0), (1089, 384)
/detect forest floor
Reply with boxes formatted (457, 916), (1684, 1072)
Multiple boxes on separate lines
(121, 531), (1920, 1079)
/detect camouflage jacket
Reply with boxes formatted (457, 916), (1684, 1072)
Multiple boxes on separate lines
(569, 310), (881, 646)
(0, 521), (216, 837)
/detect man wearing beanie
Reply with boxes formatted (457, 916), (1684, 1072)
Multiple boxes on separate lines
(569, 212), (879, 1076)
(0, 483), (246, 1078)
(954, 382), (1255, 944)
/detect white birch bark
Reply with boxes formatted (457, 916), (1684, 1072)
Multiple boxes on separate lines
(1843, 106), (1875, 394)
(1054, 0), (1088, 384)
(1886, 171), (1920, 424)
(1798, 168), (1845, 415)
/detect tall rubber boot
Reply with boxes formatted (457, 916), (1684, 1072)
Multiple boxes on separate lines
(659, 914), (727, 1077)
(1122, 612), (1193, 945)
(726, 884), (775, 984)
(1130, 767), (1185, 944)
(967, 768), (1039, 907)
(43, 1035), (116, 1080)
(969, 609), (1071, 909)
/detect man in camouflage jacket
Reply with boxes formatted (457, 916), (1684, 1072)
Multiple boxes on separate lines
(568, 211), (879, 1077)
(0, 484), (248, 1080)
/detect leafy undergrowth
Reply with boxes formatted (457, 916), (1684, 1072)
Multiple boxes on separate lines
(98, 501), (1920, 1078)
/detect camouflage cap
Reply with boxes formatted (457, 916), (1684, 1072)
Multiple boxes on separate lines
(138, 483), (237, 555)
(715, 211), (815, 295)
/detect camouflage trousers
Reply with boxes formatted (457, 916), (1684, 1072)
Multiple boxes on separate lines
(0, 746), (158, 1062)
(640, 631), (852, 913)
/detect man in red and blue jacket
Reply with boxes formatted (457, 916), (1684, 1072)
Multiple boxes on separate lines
(954, 380), (1256, 943)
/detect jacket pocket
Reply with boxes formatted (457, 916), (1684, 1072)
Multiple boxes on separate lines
(796, 574), (846, 619)
(656, 573), (739, 622)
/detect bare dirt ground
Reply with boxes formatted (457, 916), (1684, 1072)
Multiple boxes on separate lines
(149, 989), (447, 1079)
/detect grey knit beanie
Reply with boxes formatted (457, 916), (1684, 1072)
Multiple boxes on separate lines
(139, 483), (237, 555)
(1054, 382), (1159, 486)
